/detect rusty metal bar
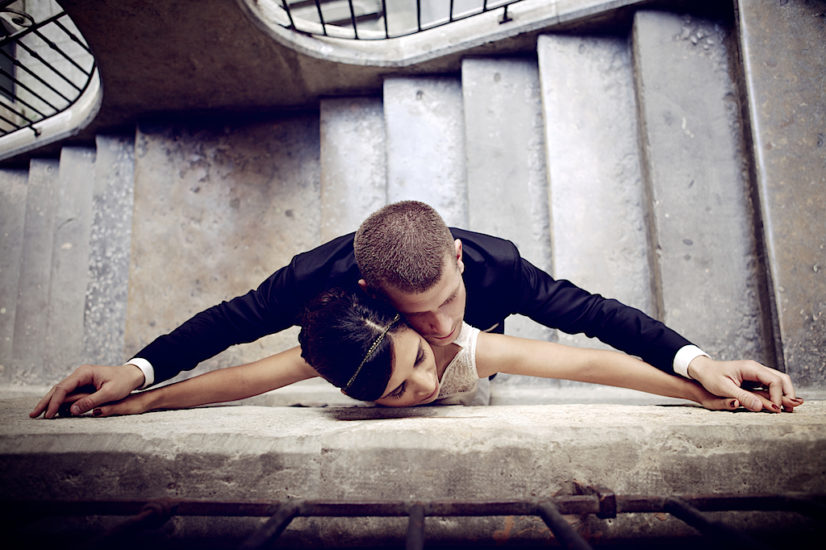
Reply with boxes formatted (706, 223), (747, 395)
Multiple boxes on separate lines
(5, 491), (824, 549)
(83, 501), (175, 550)
(239, 501), (301, 550)
(664, 497), (773, 550)
(536, 500), (593, 550)
(6, 493), (824, 519)
(405, 504), (425, 550)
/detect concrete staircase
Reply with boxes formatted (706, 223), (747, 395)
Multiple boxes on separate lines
(1, 3), (825, 548)
(1, 7), (821, 391)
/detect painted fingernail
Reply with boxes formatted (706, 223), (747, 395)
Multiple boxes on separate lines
(771, 403), (781, 412)
(93, 408), (102, 417)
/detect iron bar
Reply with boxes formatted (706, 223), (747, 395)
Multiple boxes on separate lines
(0, 93), (39, 122)
(313, 0), (328, 37)
(239, 502), (300, 550)
(32, 28), (90, 75)
(536, 500), (593, 550)
(5, 493), (823, 519)
(664, 497), (773, 550)
(13, 39), (83, 92)
(0, 47), (71, 105)
(83, 501), (175, 550)
(52, 18), (94, 55)
(381, 0), (389, 38)
(347, 0), (359, 39)
(405, 504), (425, 550)
(276, 0), (524, 40)
(0, 66), (55, 115)
(4, 492), (824, 548)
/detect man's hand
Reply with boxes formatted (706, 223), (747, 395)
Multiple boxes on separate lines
(687, 356), (802, 413)
(29, 364), (146, 419)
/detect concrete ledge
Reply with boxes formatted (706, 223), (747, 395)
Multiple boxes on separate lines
(2, 389), (824, 546)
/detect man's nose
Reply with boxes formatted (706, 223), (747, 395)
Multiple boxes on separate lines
(428, 312), (452, 334)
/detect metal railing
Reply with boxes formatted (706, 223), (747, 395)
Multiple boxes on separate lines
(6, 487), (825, 549)
(0, 1), (96, 139)
(278, 0), (524, 40)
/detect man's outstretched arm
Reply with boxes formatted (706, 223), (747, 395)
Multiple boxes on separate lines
(30, 363), (146, 419)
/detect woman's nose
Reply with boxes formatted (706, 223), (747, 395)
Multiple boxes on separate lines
(413, 367), (436, 397)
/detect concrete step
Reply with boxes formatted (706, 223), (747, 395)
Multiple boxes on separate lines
(462, 56), (553, 347)
(537, 33), (655, 352)
(3, 391), (824, 546)
(47, 146), (96, 374)
(632, 10), (771, 363)
(384, 75), (468, 227)
(126, 117), (322, 376)
(0, 168), (28, 381)
(319, 96), (387, 242)
(12, 158), (59, 384)
(83, 134), (136, 365)
(736, 1), (826, 385)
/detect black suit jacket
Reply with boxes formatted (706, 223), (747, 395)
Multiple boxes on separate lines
(137, 228), (691, 384)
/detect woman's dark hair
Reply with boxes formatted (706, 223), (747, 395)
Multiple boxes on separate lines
(298, 288), (402, 401)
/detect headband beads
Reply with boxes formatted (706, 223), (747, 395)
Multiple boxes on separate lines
(345, 313), (400, 392)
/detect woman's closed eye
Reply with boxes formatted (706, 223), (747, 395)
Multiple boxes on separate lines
(388, 382), (406, 399)
(387, 342), (426, 400)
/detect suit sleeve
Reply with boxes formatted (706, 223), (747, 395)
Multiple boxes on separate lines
(133, 234), (359, 384)
(511, 255), (692, 373)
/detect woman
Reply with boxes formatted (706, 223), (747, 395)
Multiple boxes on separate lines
(50, 289), (798, 416)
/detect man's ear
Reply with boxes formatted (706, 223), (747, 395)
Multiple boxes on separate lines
(454, 239), (465, 273)
(358, 279), (381, 299)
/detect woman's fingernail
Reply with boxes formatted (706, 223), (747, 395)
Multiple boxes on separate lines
(771, 403), (781, 412)
(93, 408), (102, 417)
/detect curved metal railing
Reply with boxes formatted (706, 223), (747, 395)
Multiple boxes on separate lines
(0, 0), (97, 139)
(277, 0), (524, 40)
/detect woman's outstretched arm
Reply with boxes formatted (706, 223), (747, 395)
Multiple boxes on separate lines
(474, 333), (800, 412)
(75, 346), (318, 417)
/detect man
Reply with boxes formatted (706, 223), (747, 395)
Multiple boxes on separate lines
(31, 201), (798, 418)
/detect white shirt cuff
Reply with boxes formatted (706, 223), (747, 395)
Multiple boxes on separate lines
(125, 358), (154, 389)
(673, 345), (709, 379)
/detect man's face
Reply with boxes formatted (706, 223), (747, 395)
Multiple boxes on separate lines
(380, 241), (467, 347)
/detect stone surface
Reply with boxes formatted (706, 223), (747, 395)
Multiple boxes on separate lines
(83, 134), (136, 365)
(736, 0), (826, 386)
(11, 159), (59, 384)
(538, 33), (654, 350)
(0, 169), (27, 381)
(384, 76), (468, 227)
(47, 147), (95, 374)
(633, 11), (770, 363)
(462, 56), (553, 347)
(3, 391), (825, 545)
(127, 116), (321, 375)
(319, 97), (387, 242)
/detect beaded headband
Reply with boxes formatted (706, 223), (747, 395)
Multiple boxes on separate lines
(344, 313), (401, 393)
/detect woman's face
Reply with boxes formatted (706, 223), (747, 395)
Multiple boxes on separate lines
(373, 327), (440, 407)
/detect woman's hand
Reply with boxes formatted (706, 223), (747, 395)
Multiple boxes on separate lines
(53, 388), (153, 417)
(693, 383), (804, 412)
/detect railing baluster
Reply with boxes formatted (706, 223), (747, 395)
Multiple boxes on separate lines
(239, 502), (301, 550)
(405, 504), (425, 550)
(664, 497), (773, 550)
(537, 500), (593, 550)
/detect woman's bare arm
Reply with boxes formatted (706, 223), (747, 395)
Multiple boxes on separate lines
(475, 333), (798, 411)
(88, 346), (318, 416)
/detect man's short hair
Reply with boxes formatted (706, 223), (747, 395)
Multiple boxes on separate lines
(354, 201), (455, 293)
